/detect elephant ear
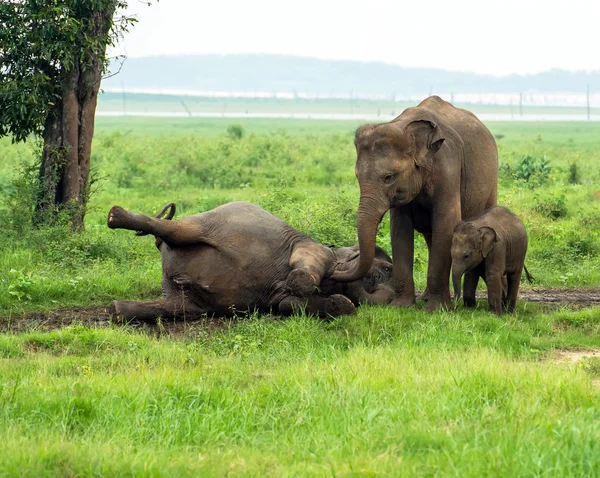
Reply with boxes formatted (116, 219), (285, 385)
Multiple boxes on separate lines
(405, 120), (445, 171)
(479, 226), (497, 258)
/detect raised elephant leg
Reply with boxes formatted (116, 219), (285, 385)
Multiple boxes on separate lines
(462, 269), (480, 308)
(108, 206), (211, 247)
(425, 204), (460, 311)
(390, 207), (416, 307)
(504, 269), (523, 313)
(278, 294), (355, 319)
(286, 244), (333, 296)
(110, 298), (206, 322)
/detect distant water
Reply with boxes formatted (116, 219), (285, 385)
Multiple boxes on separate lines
(96, 111), (600, 121)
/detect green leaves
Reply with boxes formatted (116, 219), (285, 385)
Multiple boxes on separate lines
(0, 0), (136, 143)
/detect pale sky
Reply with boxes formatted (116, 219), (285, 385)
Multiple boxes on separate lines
(114, 0), (599, 76)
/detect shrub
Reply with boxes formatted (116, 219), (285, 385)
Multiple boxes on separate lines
(534, 194), (567, 220)
(568, 160), (581, 185)
(513, 155), (551, 185)
(226, 124), (244, 140)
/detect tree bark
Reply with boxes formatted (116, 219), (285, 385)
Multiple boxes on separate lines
(35, 3), (117, 230)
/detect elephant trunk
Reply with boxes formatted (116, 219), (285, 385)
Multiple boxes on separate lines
(452, 269), (463, 302)
(332, 194), (387, 282)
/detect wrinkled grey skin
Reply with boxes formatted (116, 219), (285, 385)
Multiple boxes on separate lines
(451, 207), (528, 315)
(107, 201), (394, 321)
(332, 96), (498, 312)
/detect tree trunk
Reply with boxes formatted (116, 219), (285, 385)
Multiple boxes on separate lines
(35, 4), (116, 230)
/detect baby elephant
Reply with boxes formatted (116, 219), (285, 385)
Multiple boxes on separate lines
(451, 207), (531, 315)
(107, 201), (395, 321)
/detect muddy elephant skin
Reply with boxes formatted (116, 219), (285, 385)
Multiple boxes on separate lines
(332, 95), (498, 312)
(451, 206), (529, 315)
(107, 202), (394, 321)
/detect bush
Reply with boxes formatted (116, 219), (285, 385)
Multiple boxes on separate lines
(534, 194), (567, 220)
(226, 124), (244, 140)
(568, 160), (581, 185)
(513, 155), (551, 185)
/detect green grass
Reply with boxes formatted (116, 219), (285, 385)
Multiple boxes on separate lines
(1, 117), (600, 475)
(1, 307), (600, 476)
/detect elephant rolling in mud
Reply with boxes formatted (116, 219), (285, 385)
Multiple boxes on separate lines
(107, 201), (394, 321)
(332, 96), (498, 311)
(451, 206), (532, 315)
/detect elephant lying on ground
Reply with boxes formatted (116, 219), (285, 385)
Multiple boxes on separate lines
(332, 96), (498, 311)
(451, 206), (532, 315)
(107, 202), (394, 321)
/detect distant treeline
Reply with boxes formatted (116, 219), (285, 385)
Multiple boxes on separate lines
(103, 54), (599, 97)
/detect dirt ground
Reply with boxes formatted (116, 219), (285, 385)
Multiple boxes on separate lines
(2, 288), (600, 336)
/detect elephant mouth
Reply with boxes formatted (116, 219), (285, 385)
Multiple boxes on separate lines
(393, 193), (412, 206)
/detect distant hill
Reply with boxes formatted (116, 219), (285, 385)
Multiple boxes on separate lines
(102, 54), (599, 98)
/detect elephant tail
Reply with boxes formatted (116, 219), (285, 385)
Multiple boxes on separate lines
(135, 203), (176, 237)
(523, 264), (534, 283)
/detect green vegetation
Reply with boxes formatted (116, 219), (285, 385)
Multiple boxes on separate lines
(1, 118), (600, 475)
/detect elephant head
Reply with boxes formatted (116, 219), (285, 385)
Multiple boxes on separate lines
(332, 119), (445, 282)
(323, 245), (394, 304)
(451, 222), (497, 301)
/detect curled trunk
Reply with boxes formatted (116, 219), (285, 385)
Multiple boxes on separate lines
(332, 196), (387, 282)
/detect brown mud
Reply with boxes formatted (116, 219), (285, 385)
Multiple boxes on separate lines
(1, 287), (599, 336)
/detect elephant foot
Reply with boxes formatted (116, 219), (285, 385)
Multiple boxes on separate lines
(420, 288), (430, 302)
(323, 294), (355, 318)
(425, 295), (453, 312)
(463, 297), (477, 308)
(390, 295), (416, 308)
(286, 269), (318, 297)
(107, 206), (132, 230)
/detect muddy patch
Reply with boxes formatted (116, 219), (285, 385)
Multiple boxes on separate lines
(0, 306), (233, 338)
(2, 287), (599, 336)
(554, 349), (600, 364)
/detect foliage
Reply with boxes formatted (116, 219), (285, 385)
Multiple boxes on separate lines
(0, 0), (136, 142)
(226, 124), (244, 140)
(534, 192), (568, 220)
(7, 269), (35, 302)
(568, 160), (581, 184)
(512, 154), (551, 185)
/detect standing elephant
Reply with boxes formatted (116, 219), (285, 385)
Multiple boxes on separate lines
(332, 96), (498, 311)
(451, 206), (531, 315)
(107, 201), (394, 321)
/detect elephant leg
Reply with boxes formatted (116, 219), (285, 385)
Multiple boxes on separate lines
(278, 294), (355, 319)
(420, 232), (433, 301)
(390, 207), (416, 307)
(425, 205), (459, 311)
(110, 298), (206, 322)
(108, 206), (210, 247)
(463, 269), (479, 308)
(504, 269), (522, 313)
(485, 273), (504, 316)
(286, 244), (332, 297)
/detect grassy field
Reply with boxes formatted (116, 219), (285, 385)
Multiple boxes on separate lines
(1, 117), (600, 476)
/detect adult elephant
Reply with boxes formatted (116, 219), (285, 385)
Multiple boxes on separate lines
(107, 202), (395, 321)
(332, 96), (498, 311)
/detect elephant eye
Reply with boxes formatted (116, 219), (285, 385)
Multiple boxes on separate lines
(383, 266), (392, 273)
(463, 253), (470, 259)
(383, 174), (395, 184)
